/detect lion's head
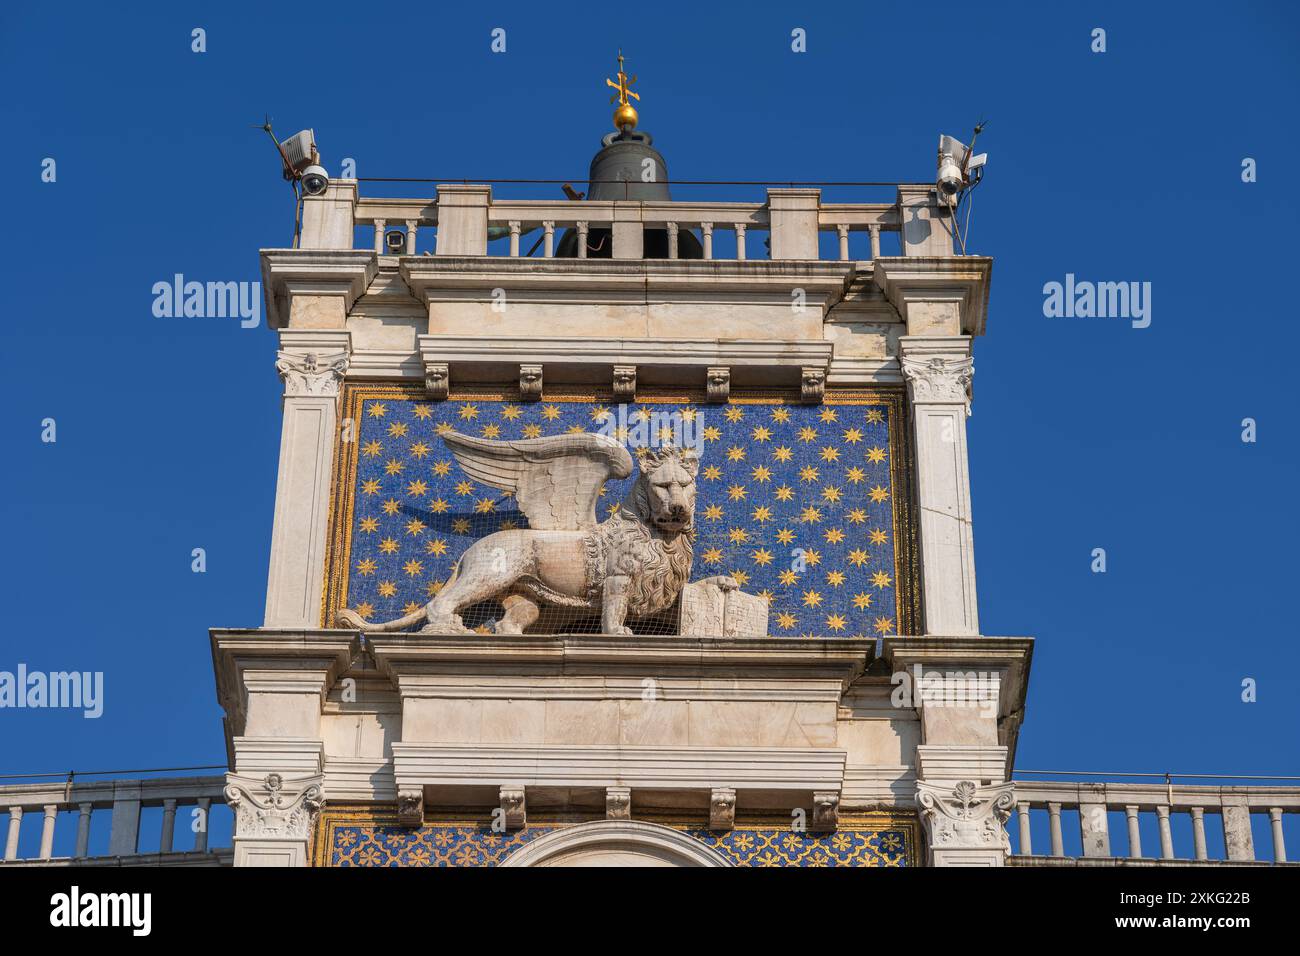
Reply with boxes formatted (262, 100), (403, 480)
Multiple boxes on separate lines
(634, 445), (699, 534)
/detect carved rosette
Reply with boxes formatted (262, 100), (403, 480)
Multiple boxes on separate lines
(224, 772), (324, 842)
(900, 354), (974, 409)
(916, 779), (1014, 852)
(275, 351), (349, 398)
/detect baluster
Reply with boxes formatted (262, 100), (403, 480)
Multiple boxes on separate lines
(194, 798), (211, 852)
(160, 798), (177, 853)
(404, 219), (419, 255)
(701, 222), (713, 260)
(75, 802), (92, 859)
(5, 806), (22, 861)
(1190, 807), (1208, 860)
(1155, 805), (1174, 859)
(372, 219), (386, 255)
(868, 223), (881, 260)
(837, 224), (850, 261)
(1016, 802), (1032, 855)
(576, 221), (589, 259)
(667, 222), (679, 259)
(508, 220), (521, 257)
(1269, 808), (1287, 862)
(1124, 805), (1142, 858)
(39, 804), (57, 860)
(542, 221), (555, 258)
(1047, 801), (1064, 856)
(734, 223), (747, 261)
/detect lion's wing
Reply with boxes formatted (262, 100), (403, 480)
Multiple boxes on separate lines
(441, 430), (634, 530)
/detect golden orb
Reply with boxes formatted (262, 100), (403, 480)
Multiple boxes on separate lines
(613, 102), (638, 131)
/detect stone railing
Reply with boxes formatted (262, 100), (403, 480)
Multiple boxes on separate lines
(304, 181), (954, 260)
(1009, 775), (1300, 866)
(0, 773), (231, 866)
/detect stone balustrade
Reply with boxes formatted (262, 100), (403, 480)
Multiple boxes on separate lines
(318, 183), (930, 260)
(0, 774), (231, 866)
(1009, 777), (1300, 866)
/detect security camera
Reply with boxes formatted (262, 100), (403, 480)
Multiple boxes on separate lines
(384, 229), (407, 254)
(936, 131), (989, 202)
(937, 153), (964, 196)
(300, 165), (329, 196)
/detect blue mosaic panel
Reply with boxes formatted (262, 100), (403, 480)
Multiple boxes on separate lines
(334, 392), (904, 637)
(324, 820), (911, 867)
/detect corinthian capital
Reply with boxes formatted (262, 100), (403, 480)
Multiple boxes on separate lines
(224, 772), (324, 841)
(275, 350), (349, 397)
(900, 353), (973, 407)
(916, 779), (1014, 852)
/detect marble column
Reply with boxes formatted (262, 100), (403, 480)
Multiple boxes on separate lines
(899, 335), (979, 636)
(264, 329), (351, 628)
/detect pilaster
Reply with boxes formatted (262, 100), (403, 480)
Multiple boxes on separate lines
(264, 329), (351, 628)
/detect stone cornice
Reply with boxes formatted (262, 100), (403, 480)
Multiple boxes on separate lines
(259, 249), (378, 329)
(880, 636), (1033, 756)
(400, 256), (856, 308)
(872, 256), (992, 336)
(366, 633), (873, 694)
(210, 629), (361, 738)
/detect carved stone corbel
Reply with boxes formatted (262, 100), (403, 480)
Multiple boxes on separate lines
(706, 367), (730, 404)
(916, 779), (1015, 854)
(425, 362), (449, 401)
(500, 786), (526, 831)
(709, 787), (736, 831)
(397, 786), (424, 826)
(811, 791), (840, 832)
(613, 365), (637, 402)
(224, 772), (324, 841)
(801, 366), (826, 405)
(275, 351), (349, 398)
(606, 786), (632, 821)
(519, 364), (543, 402)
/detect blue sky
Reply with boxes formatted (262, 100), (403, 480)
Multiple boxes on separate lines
(1, 1), (1296, 848)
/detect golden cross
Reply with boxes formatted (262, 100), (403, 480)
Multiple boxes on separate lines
(605, 51), (639, 106)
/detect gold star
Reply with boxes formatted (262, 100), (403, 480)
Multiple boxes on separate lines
(367, 403), (387, 418)
(821, 486), (842, 504)
(869, 529), (889, 545)
(778, 569), (798, 586)
(387, 422), (408, 438)
(702, 547), (724, 564)
(848, 548), (869, 567)
(802, 589), (823, 608)
(703, 465), (723, 481)
(776, 528), (795, 545)
(727, 445), (746, 462)
(724, 407), (745, 422)
(501, 405), (523, 420)
(797, 426), (818, 443)
(751, 465), (772, 483)
(728, 527), (750, 544)
(845, 466), (866, 484)
(412, 405), (433, 420)
(361, 478), (381, 496)
(377, 581), (397, 598)
(379, 538), (399, 555)
(384, 459), (404, 476)
(776, 611), (797, 629)
(703, 425), (722, 441)
(772, 407), (792, 424)
(409, 442), (432, 460)
(402, 559), (424, 577)
(458, 404), (479, 420)
(826, 613), (847, 632)
(362, 440), (382, 457)
(852, 592), (873, 610)
(359, 517), (379, 533)
(751, 426), (772, 442)
(824, 528), (845, 544)
(826, 570), (846, 587)
(803, 548), (822, 567)
(425, 538), (448, 556)
(842, 428), (863, 444)
(382, 498), (401, 516)
(752, 548), (774, 566)
(819, 446), (840, 463)
(865, 409), (885, 423)
(727, 484), (748, 501)
(404, 518), (426, 536)
(355, 602), (375, 619)
(751, 505), (773, 523)
(730, 569), (750, 586)
(847, 508), (867, 524)
(474, 498), (496, 514)
(819, 407), (838, 423)
(868, 485), (890, 503)
(799, 465), (819, 483)
(703, 504), (725, 521)
(799, 506), (822, 524)
(455, 480), (474, 496)
(407, 479), (429, 498)
(772, 446), (793, 463)
(355, 558), (377, 576)
(866, 446), (887, 464)
(590, 405), (612, 422)
(481, 424), (501, 439)
(429, 498), (449, 514)
(452, 518), (471, 534)
(541, 405), (562, 421)
(432, 460), (452, 477)
(775, 485), (795, 502)
(522, 424), (542, 438)
(871, 570), (893, 589)
(873, 616), (895, 635)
